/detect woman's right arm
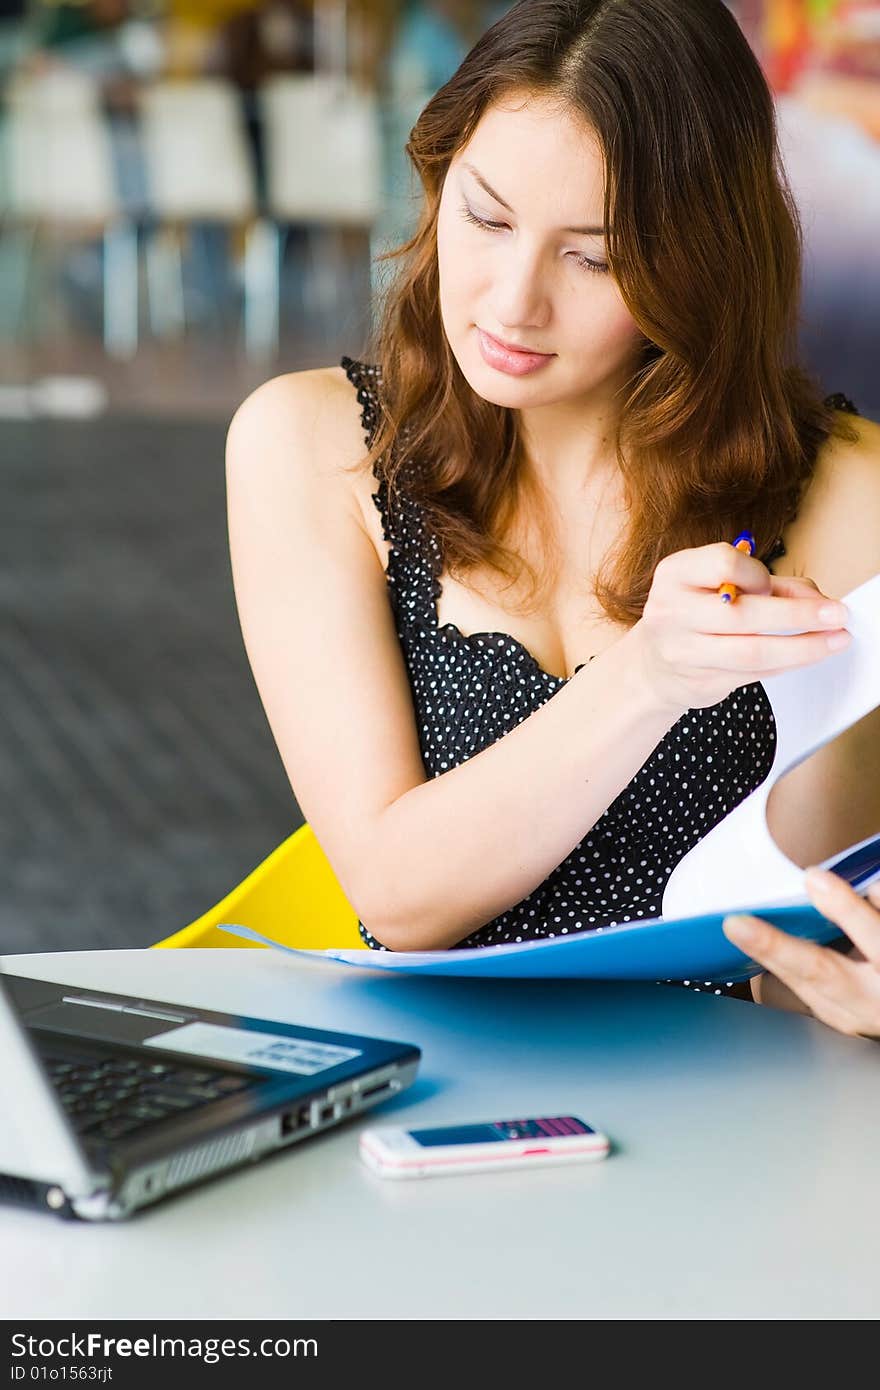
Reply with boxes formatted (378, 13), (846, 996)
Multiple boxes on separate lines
(227, 375), (851, 951)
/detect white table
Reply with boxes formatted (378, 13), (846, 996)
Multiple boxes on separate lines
(2, 947), (879, 1320)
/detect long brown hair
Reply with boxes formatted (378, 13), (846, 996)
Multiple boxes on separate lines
(347, 0), (858, 624)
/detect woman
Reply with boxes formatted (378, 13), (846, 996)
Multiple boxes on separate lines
(226, 0), (880, 1032)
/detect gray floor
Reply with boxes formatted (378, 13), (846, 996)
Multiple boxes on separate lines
(0, 415), (303, 953)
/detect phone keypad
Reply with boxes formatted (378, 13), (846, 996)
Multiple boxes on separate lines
(493, 1117), (593, 1140)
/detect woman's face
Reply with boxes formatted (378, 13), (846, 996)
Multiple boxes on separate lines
(436, 91), (645, 412)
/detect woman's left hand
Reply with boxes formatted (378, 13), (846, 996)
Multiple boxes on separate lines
(722, 867), (880, 1038)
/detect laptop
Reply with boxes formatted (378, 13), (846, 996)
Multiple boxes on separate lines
(0, 964), (420, 1221)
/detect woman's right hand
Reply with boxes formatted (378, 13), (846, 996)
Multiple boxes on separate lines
(628, 541), (852, 716)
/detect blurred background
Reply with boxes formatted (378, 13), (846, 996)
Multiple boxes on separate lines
(0, 1), (878, 952)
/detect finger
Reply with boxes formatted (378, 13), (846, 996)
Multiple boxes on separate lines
(658, 542), (772, 596)
(661, 572), (849, 647)
(764, 575), (854, 641)
(804, 867), (880, 968)
(685, 588), (849, 637)
(686, 628), (850, 674)
(723, 909), (854, 967)
(723, 913), (874, 1035)
(722, 913), (846, 1001)
(767, 574), (821, 599)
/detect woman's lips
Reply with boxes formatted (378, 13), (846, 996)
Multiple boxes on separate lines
(477, 328), (554, 377)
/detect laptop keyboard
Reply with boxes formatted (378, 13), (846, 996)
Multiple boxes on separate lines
(43, 1051), (258, 1144)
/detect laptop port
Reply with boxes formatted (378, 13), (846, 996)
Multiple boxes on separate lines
(361, 1080), (395, 1102)
(318, 1104), (334, 1124)
(280, 1104), (310, 1136)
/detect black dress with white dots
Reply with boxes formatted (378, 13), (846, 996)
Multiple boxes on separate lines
(341, 356), (858, 994)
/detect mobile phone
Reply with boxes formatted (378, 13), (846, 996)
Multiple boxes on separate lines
(359, 1115), (610, 1179)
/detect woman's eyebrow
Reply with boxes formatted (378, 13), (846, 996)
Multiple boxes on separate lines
(461, 162), (610, 235)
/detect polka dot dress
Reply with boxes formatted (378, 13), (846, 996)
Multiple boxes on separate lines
(341, 357), (858, 995)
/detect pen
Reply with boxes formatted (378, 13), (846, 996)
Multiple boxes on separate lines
(718, 530), (756, 603)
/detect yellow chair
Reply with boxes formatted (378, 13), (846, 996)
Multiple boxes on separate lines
(152, 823), (366, 951)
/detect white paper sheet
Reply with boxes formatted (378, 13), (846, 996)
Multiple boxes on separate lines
(661, 571), (880, 917)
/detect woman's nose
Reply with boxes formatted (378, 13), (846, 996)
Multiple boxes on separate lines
(491, 246), (551, 331)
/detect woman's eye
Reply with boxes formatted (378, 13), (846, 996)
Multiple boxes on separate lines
(459, 204), (507, 232)
(458, 204), (609, 276)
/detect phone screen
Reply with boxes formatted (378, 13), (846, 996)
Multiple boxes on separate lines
(408, 1117), (595, 1147)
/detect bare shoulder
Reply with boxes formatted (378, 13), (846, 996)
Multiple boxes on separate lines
(812, 409), (880, 490)
(226, 364), (371, 491)
(781, 411), (880, 597)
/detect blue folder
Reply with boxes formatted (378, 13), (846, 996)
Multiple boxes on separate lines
(218, 902), (847, 981)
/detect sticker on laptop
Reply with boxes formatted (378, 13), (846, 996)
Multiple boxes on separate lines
(143, 1022), (362, 1075)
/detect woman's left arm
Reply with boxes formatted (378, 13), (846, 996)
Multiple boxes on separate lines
(723, 871), (880, 1038)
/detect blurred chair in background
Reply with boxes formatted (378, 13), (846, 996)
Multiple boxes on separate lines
(2, 64), (139, 357)
(137, 75), (271, 351)
(213, 0), (315, 203)
(255, 70), (382, 357)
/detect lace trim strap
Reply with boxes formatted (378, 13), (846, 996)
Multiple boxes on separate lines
(340, 356), (438, 598)
(824, 391), (858, 415)
(340, 354), (382, 451)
